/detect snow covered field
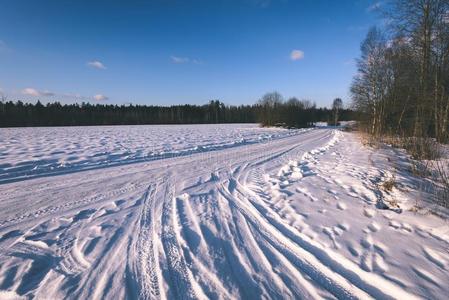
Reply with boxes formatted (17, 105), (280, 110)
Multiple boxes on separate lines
(0, 124), (305, 184)
(0, 125), (448, 299)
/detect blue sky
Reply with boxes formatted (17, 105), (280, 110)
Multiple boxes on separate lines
(0, 0), (380, 107)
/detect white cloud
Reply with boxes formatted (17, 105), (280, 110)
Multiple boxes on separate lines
(170, 55), (204, 64)
(22, 88), (41, 96)
(170, 56), (190, 64)
(94, 94), (108, 101)
(22, 88), (55, 97)
(87, 60), (106, 69)
(290, 49), (304, 61)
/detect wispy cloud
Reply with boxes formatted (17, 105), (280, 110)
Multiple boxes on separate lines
(22, 88), (55, 97)
(19, 88), (106, 101)
(87, 60), (106, 69)
(93, 94), (108, 101)
(170, 56), (190, 64)
(290, 49), (304, 61)
(170, 55), (203, 64)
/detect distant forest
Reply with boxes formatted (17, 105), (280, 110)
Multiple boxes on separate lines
(0, 97), (356, 127)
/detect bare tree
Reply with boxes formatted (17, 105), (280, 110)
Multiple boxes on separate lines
(352, 0), (449, 142)
(332, 98), (343, 126)
(384, 0), (449, 141)
(351, 27), (394, 136)
(257, 91), (284, 126)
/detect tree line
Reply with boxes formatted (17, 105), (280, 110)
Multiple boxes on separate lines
(256, 92), (352, 127)
(351, 0), (449, 143)
(0, 95), (354, 127)
(0, 99), (255, 127)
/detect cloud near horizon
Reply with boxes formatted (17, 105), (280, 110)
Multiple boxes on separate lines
(87, 60), (106, 69)
(19, 88), (106, 101)
(290, 49), (304, 61)
(22, 88), (55, 97)
(94, 94), (108, 101)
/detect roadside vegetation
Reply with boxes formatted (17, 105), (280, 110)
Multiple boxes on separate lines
(351, 0), (449, 208)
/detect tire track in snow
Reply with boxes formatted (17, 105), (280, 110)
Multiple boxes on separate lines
(3, 128), (441, 299)
(160, 177), (198, 300)
(0, 181), (146, 229)
(215, 185), (321, 299)
(218, 179), (366, 299)
(129, 183), (162, 299)
(0, 129), (329, 298)
(224, 131), (419, 300)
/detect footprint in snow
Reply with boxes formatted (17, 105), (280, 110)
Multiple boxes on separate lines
(412, 266), (441, 287)
(388, 220), (413, 233)
(361, 252), (389, 273)
(423, 247), (447, 269)
(402, 222), (413, 232)
(322, 226), (341, 249)
(359, 234), (389, 273)
(368, 222), (381, 232)
(363, 208), (376, 218)
(361, 234), (374, 249)
(347, 241), (361, 257)
(389, 220), (401, 229)
(337, 222), (350, 231)
(337, 202), (347, 210)
(327, 189), (338, 196)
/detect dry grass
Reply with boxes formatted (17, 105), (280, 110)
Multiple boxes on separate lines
(355, 126), (448, 210)
(433, 160), (449, 208)
(402, 137), (442, 160)
(381, 177), (396, 192)
(376, 135), (442, 160)
(359, 132), (380, 148)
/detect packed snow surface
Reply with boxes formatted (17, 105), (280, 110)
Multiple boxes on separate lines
(0, 124), (448, 299)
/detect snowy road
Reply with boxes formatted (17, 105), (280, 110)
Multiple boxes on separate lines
(0, 127), (448, 299)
